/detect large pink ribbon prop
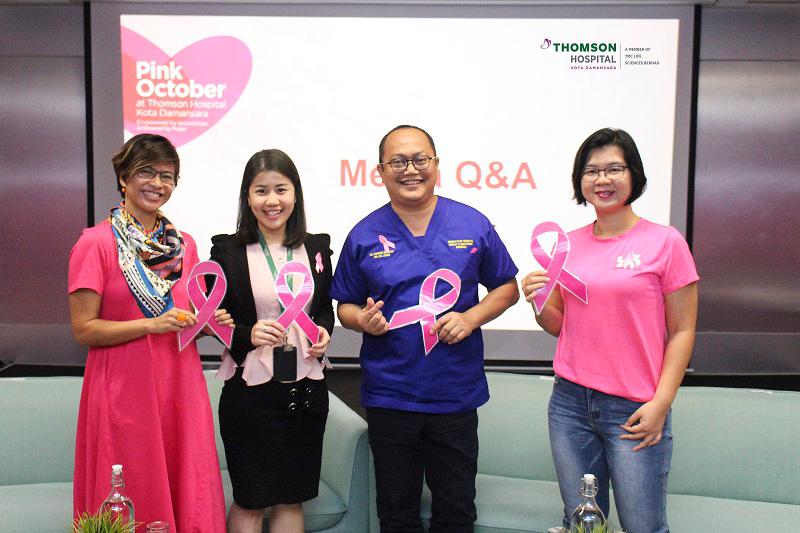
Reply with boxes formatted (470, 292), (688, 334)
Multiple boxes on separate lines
(275, 261), (320, 344)
(530, 222), (588, 314)
(387, 268), (462, 355)
(178, 260), (233, 351)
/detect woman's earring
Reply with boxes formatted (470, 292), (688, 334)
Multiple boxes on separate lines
(121, 186), (126, 194)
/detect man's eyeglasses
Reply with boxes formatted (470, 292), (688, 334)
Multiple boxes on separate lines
(381, 155), (438, 174)
(135, 166), (178, 187)
(582, 165), (627, 182)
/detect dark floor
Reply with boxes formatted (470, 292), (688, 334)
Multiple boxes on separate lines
(2, 361), (798, 419)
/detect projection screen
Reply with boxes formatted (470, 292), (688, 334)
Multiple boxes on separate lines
(91, 3), (695, 364)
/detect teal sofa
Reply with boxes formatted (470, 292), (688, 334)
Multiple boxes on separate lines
(0, 372), (369, 533)
(407, 372), (800, 533)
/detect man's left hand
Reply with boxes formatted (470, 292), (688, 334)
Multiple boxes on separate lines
(431, 312), (476, 345)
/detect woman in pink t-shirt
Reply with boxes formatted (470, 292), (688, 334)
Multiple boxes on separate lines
(68, 134), (229, 531)
(522, 128), (698, 532)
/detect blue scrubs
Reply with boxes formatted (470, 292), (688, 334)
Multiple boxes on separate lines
(331, 196), (518, 414)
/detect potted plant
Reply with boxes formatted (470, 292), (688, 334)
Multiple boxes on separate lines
(71, 512), (139, 533)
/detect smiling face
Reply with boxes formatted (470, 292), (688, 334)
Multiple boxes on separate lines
(248, 170), (295, 242)
(119, 161), (175, 225)
(581, 144), (633, 215)
(377, 127), (438, 211)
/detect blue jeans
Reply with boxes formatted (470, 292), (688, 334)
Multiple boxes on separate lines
(548, 376), (672, 533)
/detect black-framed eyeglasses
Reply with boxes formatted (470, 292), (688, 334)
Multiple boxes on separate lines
(381, 155), (438, 173)
(582, 165), (627, 182)
(135, 166), (178, 187)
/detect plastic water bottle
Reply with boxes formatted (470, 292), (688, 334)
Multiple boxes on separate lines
(99, 464), (135, 526)
(569, 474), (606, 532)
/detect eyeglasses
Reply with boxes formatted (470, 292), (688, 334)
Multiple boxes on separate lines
(381, 155), (438, 173)
(582, 165), (627, 182)
(135, 166), (178, 187)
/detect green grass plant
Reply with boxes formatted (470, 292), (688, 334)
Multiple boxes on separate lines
(71, 511), (139, 533)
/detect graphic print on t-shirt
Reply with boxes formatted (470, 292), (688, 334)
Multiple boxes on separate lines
(615, 251), (642, 270)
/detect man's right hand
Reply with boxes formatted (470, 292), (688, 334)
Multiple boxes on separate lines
(357, 297), (390, 336)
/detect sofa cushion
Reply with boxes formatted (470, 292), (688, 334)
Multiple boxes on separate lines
(0, 482), (73, 533)
(670, 387), (800, 505)
(421, 474), (564, 533)
(480, 374), (557, 483)
(666, 493), (800, 531)
(0, 377), (80, 484)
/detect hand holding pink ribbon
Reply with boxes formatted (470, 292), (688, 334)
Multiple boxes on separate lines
(387, 268), (462, 355)
(530, 222), (588, 314)
(178, 261), (233, 351)
(274, 261), (320, 344)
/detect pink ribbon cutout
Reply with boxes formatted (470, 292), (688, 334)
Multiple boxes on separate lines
(530, 221), (588, 314)
(178, 260), (233, 351)
(378, 234), (396, 253)
(315, 252), (324, 273)
(275, 261), (320, 344)
(387, 268), (462, 355)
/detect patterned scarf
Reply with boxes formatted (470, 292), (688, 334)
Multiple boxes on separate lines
(109, 203), (185, 318)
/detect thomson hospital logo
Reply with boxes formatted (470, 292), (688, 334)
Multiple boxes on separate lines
(540, 38), (619, 69)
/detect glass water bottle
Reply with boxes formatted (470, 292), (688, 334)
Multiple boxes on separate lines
(569, 474), (606, 532)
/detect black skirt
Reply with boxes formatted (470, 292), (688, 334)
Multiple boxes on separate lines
(219, 371), (329, 509)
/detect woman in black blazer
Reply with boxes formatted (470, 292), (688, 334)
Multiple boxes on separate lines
(210, 149), (334, 533)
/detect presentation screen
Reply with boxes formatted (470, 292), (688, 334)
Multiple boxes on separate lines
(93, 4), (695, 361)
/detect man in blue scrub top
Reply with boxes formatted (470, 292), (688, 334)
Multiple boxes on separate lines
(331, 125), (519, 533)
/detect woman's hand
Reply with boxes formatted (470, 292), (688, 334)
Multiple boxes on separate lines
(620, 399), (670, 451)
(308, 326), (331, 358)
(521, 270), (550, 304)
(251, 319), (286, 347)
(148, 308), (197, 334)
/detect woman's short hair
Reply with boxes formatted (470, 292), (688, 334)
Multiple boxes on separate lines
(571, 128), (647, 206)
(112, 134), (180, 197)
(235, 149), (307, 248)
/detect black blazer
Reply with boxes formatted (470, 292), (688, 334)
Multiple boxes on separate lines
(209, 232), (334, 365)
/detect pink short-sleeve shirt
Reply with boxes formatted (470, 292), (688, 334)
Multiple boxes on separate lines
(553, 218), (699, 402)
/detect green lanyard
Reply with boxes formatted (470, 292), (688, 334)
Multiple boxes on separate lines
(258, 233), (293, 310)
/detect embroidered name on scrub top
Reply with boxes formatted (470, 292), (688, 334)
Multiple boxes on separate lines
(447, 239), (474, 249)
(370, 234), (396, 259)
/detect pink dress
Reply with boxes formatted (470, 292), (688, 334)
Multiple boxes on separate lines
(69, 221), (226, 532)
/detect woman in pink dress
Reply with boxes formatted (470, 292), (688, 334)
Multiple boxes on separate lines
(69, 134), (228, 531)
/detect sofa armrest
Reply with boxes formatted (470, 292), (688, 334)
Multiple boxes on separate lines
(320, 392), (368, 506)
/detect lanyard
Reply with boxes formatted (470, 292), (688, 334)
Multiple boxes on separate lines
(258, 233), (293, 310)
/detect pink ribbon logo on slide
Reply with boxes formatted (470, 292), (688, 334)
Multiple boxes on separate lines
(275, 261), (320, 344)
(387, 269), (462, 355)
(178, 261), (233, 351)
(530, 222), (588, 314)
(378, 235), (396, 253)
(121, 27), (252, 147)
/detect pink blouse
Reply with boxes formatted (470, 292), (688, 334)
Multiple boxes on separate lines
(216, 242), (327, 385)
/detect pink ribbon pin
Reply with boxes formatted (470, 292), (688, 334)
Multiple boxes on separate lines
(530, 221), (588, 314)
(178, 261), (233, 351)
(387, 268), (462, 355)
(275, 261), (320, 344)
(378, 234), (395, 253)
(315, 252), (324, 273)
